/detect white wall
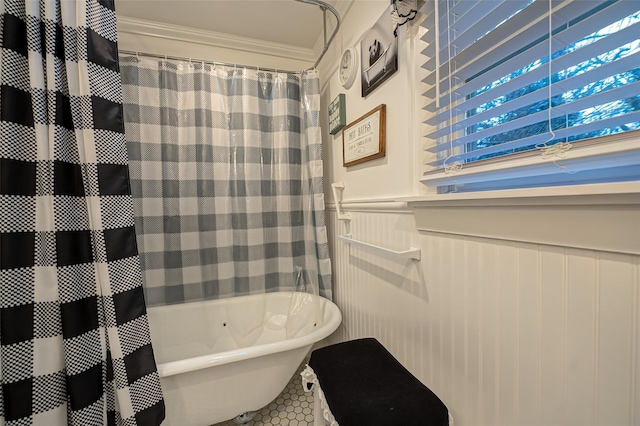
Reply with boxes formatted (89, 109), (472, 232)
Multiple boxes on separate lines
(326, 208), (640, 426)
(320, 2), (640, 426)
(318, 1), (427, 201)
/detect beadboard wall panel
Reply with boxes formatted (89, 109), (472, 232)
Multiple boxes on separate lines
(326, 209), (640, 426)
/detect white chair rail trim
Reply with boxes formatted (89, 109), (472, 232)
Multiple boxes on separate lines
(325, 183), (639, 255)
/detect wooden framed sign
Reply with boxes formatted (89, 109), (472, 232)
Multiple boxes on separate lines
(342, 104), (386, 167)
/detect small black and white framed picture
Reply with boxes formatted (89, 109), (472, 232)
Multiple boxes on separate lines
(360, 9), (398, 97)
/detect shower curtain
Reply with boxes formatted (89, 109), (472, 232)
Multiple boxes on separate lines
(119, 58), (332, 306)
(0, 1), (164, 425)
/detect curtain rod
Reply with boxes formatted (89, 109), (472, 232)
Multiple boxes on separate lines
(118, 50), (304, 74)
(118, 0), (340, 74)
(298, 0), (340, 68)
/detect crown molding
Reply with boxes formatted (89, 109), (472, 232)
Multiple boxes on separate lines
(116, 15), (316, 63)
(335, 0), (355, 20)
(314, 0), (354, 78)
(311, 0), (354, 54)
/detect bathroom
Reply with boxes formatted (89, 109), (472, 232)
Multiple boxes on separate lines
(1, 0), (639, 425)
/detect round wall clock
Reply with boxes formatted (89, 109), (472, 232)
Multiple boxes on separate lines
(339, 47), (357, 89)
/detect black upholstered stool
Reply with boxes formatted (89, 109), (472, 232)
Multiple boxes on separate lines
(302, 338), (449, 426)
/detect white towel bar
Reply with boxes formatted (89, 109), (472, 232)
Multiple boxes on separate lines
(338, 234), (421, 261)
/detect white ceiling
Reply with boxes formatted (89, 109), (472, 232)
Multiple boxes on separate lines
(115, 0), (336, 50)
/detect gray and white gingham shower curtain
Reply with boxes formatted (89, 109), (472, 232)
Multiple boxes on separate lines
(0, 1), (164, 424)
(119, 58), (332, 305)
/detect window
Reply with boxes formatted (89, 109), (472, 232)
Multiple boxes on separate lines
(419, 0), (640, 192)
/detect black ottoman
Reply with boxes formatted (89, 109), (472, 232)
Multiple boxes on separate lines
(302, 338), (449, 426)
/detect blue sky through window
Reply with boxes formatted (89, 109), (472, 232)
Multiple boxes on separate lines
(465, 9), (640, 163)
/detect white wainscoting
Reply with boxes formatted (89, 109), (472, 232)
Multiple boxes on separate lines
(326, 208), (639, 426)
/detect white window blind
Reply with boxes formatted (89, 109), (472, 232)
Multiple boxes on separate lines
(419, 0), (640, 192)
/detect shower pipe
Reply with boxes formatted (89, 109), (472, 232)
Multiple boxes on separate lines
(118, 0), (341, 73)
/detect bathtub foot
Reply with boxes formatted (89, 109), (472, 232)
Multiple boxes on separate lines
(233, 411), (257, 425)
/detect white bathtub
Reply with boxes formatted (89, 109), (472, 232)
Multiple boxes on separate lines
(147, 291), (342, 425)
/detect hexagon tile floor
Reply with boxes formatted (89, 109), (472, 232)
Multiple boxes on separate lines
(211, 362), (315, 426)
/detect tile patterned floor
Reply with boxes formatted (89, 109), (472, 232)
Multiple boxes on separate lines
(212, 362), (315, 426)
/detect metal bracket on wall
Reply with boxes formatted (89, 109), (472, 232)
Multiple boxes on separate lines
(331, 182), (351, 221)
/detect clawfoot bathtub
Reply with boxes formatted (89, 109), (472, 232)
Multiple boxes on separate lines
(147, 291), (341, 425)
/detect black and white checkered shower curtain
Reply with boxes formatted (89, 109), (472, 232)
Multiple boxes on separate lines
(119, 58), (332, 305)
(0, 1), (164, 425)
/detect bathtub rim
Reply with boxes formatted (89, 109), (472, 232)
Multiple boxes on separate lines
(148, 292), (341, 378)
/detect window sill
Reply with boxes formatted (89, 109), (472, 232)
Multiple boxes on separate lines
(397, 181), (640, 207)
(325, 183), (639, 254)
(397, 182), (640, 255)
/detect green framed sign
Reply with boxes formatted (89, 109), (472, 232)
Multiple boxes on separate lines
(328, 94), (346, 135)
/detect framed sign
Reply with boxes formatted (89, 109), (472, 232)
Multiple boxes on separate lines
(342, 104), (386, 167)
(360, 10), (398, 97)
(328, 94), (346, 135)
